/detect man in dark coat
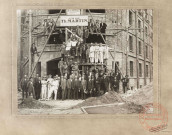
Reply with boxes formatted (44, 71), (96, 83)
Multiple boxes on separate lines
(95, 73), (101, 96)
(27, 77), (35, 99)
(122, 75), (129, 93)
(20, 75), (28, 100)
(112, 77), (119, 93)
(34, 74), (40, 100)
(103, 74), (109, 93)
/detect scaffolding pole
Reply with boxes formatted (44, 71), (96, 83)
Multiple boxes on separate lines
(28, 10), (32, 76)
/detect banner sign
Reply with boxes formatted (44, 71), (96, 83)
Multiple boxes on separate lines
(60, 15), (88, 26)
(66, 9), (81, 15)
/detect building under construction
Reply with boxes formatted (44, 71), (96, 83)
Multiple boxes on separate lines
(17, 9), (153, 90)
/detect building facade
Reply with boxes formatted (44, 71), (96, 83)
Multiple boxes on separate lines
(18, 9), (153, 90)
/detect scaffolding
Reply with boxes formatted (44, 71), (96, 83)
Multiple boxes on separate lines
(19, 9), (143, 81)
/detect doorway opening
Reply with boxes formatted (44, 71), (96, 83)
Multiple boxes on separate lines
(46, 58), (61, 77)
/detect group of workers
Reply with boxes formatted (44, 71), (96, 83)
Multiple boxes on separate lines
(20, 67), (129, 101)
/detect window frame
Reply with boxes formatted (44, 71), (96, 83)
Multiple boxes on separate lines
(130, 61), (134, 77)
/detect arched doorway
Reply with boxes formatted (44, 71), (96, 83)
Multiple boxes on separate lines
(46, 58), (61, 77)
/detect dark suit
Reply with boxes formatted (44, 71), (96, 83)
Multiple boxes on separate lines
(74, 79), (79, 100)
(87, 79), (94, 97)
(20, 78), (28, 99)
(81, 80), (86, 99)
(27, 81), (35, 99)
(67, 79), (72, 99)
(61, 79), (67, 100)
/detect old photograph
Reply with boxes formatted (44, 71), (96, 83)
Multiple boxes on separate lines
(17, 9), (153, 114)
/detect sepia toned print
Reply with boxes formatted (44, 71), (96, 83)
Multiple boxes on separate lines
(17, 9), (153, 114)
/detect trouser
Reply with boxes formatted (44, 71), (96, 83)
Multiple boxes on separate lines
(29, 88), (35, 99)
(41, 86), (47, 100)
(86, 53), (89, 63)
(67, 88), (71, 99)
(35, 87), (40, 100)
(48, 88), (53, 100)
(123, 84), (127, 93)
(99, 52), (103, 63)
(74, 89), (78, 100)
(82, 53), (86, 63)
(81, 88), (86, 99)
(94, 52), (99, 63)
(60, 67), (63, 76)
(62, 88), (67, 100)
(22, 88), (28, 99)
(95, 84), (100, 96)
(90, 57), (94, 63)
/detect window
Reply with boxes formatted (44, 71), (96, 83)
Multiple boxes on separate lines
(139, 63), (142, 77)
(138, 41), (142, 55)
(146, 65), (149, 77)
(49, 10), (66, 14)
(129, 10), (133, 26)
(145, 26), (148, 36)
(130, 61), (133, 77)
(86, 9), (105, 13)
(146, 46), (148, 58)
(129, 35), (133, 52)
(138, 20), (141, 32)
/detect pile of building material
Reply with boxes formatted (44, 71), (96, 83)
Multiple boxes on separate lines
(72, 91), (124, 109)
(18, 97), (52, 109)
(121, 82), (153, 105)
